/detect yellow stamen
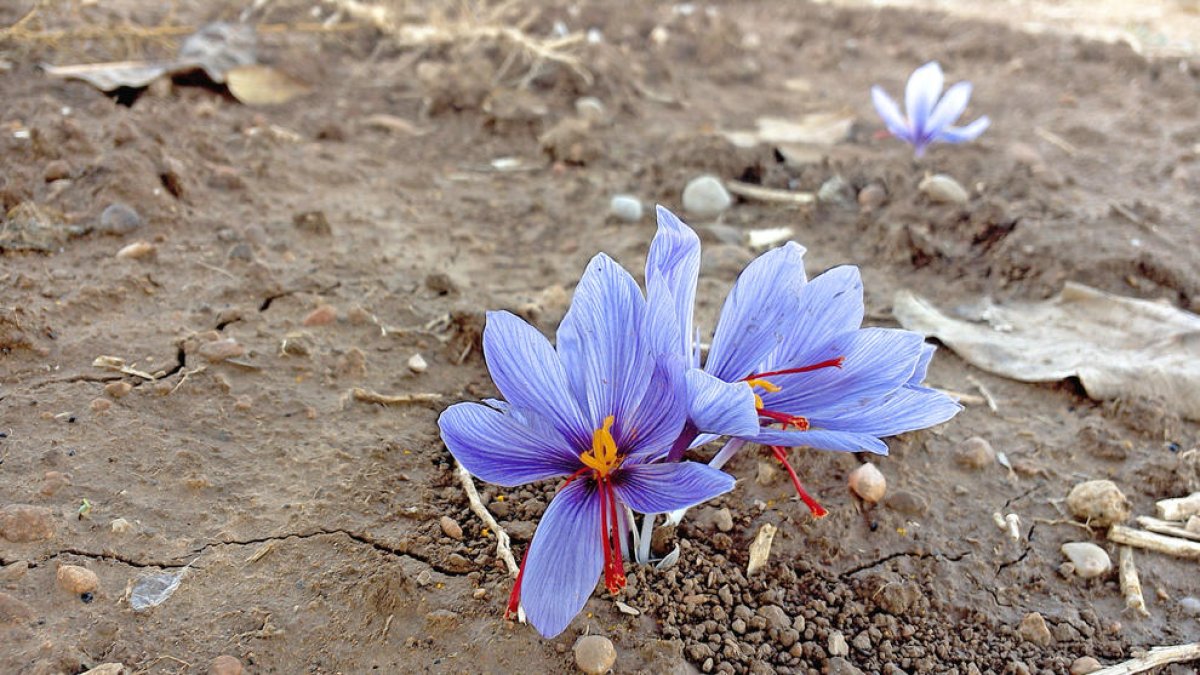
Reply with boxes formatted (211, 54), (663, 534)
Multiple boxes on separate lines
(745, 378), (781, 410)
(580, 415), (621, 477)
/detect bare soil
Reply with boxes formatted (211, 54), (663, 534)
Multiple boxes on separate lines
(2, 1), (1199, 674)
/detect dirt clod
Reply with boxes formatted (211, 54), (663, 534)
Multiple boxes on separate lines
(1066, 480), (1130, 527)
(0, 504), (57, 542)
(439, 515), (463, 540)
(208, 655), (244, 675)
(302, 305), (338, 327)
(1017, 612), (1054, 646)
(574, 634), (617, 674)
(1069, 656), (1102, 675)
(955, 436), (995, 469)
(56, 565), (99, 595)
(105, 381), (133, 399)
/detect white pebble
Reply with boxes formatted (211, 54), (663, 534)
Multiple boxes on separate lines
(407, 354), (428, 374)
(682, 175), (732, 218)
(608, 195), (643, 223)
(1060, 542), (1111, 579)
(574, 635), (616, 674)
(848, 463), (886, 503)
(919, 174), (969, 205)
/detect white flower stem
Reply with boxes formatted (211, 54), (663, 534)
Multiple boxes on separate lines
(637, 512), (656, 564)
(663, 437), (747, 526)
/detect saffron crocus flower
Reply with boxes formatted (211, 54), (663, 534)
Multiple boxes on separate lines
(649, 206), (961, 517)
(871, 61), (989, 156)
(438, 253), (735, 638)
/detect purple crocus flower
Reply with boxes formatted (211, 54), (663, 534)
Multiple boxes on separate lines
(438, 253), (735, 638)
(649, 206), (961, 516)
(871, 61), (990, 156)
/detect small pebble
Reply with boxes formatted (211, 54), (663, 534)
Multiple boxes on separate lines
(682, 175), (732, 218)
(955, 436), (995, 469)
(713, 508), (734, 533)
(116, 241), (156, 260)
(90, 398), (112, 412)
(472, 588), (488, 599)
(817, 175), (853, 207)
(57, 565), (100, 594)
(575, 97), (608, 123)
(1069, 656), (1102, 675)
(885, 490), (929, 516)
(302, 305), (337, 327)
(197, 338), (245, 363)
(755, 460), (779, 485)
(1066, 480), (1130, 527)
(439, 515), (463, 540)
(1017, 612), (1054, 646)
(857, 184), (887, 211)
(1179, 596), (1200, 615)
(0, 504), (57, 542)
(110, 518), (132, 534)
(1060, 542), (1111, 579)
(99, 203), (142, 234)
(80, 664), (125, 675)
(208, 655), (244, 675)
(233, 395), (253, 411)
(40, 471), (71, 497)
(609, 194), (643, 222)
(408, 353), (428, 374)
(105, 381), (133, 399)
(43, 159), (70, 182)
(827, 630), (849, 657)
(848, 463), (886, 503)
(573, 635), (617, 674)
(918, 174), (969, 205)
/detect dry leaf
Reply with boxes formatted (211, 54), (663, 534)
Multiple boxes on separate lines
(41, 62), (171, 91)
(747, 522), (777, 575)
(226, 65), (310, 106)
(893, 283), (1200, 421)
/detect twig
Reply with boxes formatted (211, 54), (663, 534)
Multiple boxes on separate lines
(1117, 546), (1149, 617)
(935, 388), (987, 407)
(1136, 516), (1200, 542)
(92, 355), (157, 380)
(454, 460), (518, 577)
(351, 387), (441, 405)
(380, 613), (394, 640)
(1091, 643), (1200, 675)
(725, 180), (816, 205)
(966, 375), (999, 413)
(1034, 127), (1078, 156)
(170, 365), (205, 394)
(1156, 492), (1200, 521)
(1108, 525), (1200, 559)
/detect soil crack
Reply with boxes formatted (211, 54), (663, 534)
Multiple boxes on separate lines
(839, 549), (971, 578)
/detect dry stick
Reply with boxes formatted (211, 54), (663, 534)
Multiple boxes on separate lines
(1117, 546), (1149, 617)
(351, 388), (441, 405)
(454, 460), (519, 577)
(725, 180), (816, 205)
(0, 20), (357, 44)
(1108, 525), (1200, 559)
(1090, 643), (1200, 675)
(1136, 516), (1200, 542)
(1156, 492), (1200, 521)
(965, 374), (999, 413)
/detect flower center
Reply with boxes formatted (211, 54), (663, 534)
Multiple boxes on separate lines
(579, 415), (622, 478)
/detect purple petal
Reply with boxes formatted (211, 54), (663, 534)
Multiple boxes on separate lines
(870, 85), (911, 140)
(763, 328), (925, 414)
(755, 428), (889, 454)
(557, 254), (652, 430)
(908, 343), (936, 386)
(685, 368), (761, 438)
(647, 206), (701, 363)
(810, 385), (961, 437)
(484, 311), (589, 446)
(614, 461), (735, 514)
(520, 480), (603, 638)
(705, 242), (807, 382)
(620, 354), (688, 462)
(905, 61), (944, 137)
(764, 265), (864, 371)
(924, 81), (972, 136)
(936, 116), (990, 144)
(439, 402), (580, 486)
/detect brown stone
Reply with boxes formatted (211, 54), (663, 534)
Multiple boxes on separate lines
(0, 504), (57, 542)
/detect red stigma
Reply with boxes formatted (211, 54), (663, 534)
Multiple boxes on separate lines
(770, 445), (828, 518)
(505, 545), (531, 620)
(758, 408), (810, 431)
(748, 356), (845, 381)
(598, 477), (626, 594)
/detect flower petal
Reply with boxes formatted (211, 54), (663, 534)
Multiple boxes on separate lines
(647, 206), (701, 363)
(763, 328), (924, 414)
(439, 402), (580, 486)
(484, 310), (589, 446)
(810, 385), (961, 437)
(755, 428), (889, 454)
(936, 115), (990, 144)
(520, 480), (603, 638)
(620, 354), (688, 462)
(706, 242), (807, 381)
(923, 81), (972, 137)
(614, 461), (736, 514)
(905, 61), (943, 137)
(557, 254), (652, 430)
(908, 343), (936, 386)
(686, 368), (761, 439)
(871, 85), (911, 141)
(764, 265), (864, 371)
